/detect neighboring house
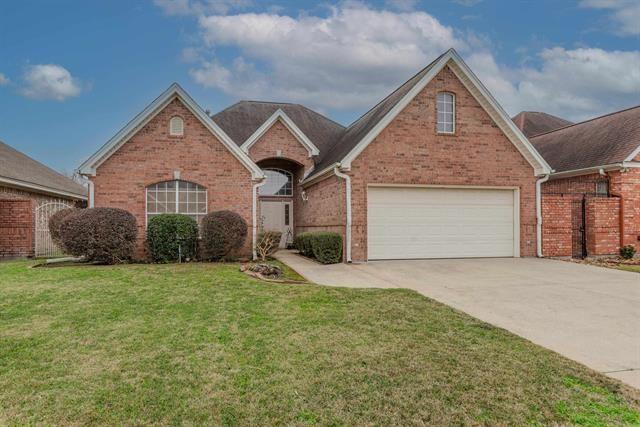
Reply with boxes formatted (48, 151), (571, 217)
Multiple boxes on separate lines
(0, 141), (87, 258)
(511, 111), (573, 138)
(515, 106), (640, 258)
(78, 49), (552, 262)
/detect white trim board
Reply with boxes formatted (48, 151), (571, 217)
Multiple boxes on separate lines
(77, 83), (264, 179)
(339, 49), (552, 177)
(241, 109), (320, 157)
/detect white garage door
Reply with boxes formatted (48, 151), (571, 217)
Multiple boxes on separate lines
(367, 186), (518, 260)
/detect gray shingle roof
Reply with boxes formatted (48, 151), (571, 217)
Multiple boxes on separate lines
(211, 101), (345, 154)
(0, 140), (87, 198)
(530, 105), (640, 173)
(511, 111), (573, 138)
(311, 51), (446, 175)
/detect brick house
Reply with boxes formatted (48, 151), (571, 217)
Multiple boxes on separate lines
(0, 141), (87, 258)
(78, 49), (553, 261)
(513, 107), (640, 258)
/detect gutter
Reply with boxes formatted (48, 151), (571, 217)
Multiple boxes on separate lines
(300, 163), (339, 187)
(0, 175), (87, 201)
(252, 178), (267, 260)
(333, 165), (352, 263)
(536, 174), (550, 257)
(548, 162), (640, 180)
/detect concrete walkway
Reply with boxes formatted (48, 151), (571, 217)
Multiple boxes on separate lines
(275, 250), (640, 389)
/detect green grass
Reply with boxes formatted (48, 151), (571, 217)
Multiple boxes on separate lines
(616, 264), (640, 273)
(1, 261), (638, 425)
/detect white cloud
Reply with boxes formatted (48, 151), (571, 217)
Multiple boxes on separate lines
(0, 73), (9, 86)
(177, 3), (639, 122)
(580, 0), (640, 36)
(194, 4), (465, 111)
(154, 0), (252, 16)
(21, 64), (82, 101)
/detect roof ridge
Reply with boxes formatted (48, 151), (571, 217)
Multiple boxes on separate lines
(343, 51), (447, 130)
(297, 104), (346, 129)
(531, 104), (640, 139)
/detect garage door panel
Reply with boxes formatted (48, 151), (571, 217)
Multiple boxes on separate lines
(367, 187), (516, 260)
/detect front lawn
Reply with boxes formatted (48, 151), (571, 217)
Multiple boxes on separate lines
(1, 261), (638, 425)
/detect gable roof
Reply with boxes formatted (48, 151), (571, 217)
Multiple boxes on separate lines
(307, 48), (551, 179)
(240, 108), (320, 156)
(530, 105), (640, 173)
(0, 140), (87, 199)
(512, 111), (573, 138)
(212, 101), (344, 155)
(78, 83), (264, 179)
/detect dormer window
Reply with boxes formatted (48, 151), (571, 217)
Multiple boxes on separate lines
(169, 116), (184, 136)
(437, 92), (455, 134)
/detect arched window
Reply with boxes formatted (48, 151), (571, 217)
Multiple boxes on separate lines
(146, 180), (206, 225)
(437, 92), (455, 134)
(260, 169), (293, 196)
(169, 116), (184, 136)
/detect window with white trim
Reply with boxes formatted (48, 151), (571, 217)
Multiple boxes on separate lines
(259, 169), (293, 196)
(169, 116), (184, 136)
(146, 180), (206, 225)
(437, 92), (455, 134)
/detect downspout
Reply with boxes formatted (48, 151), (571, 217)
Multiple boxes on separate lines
(252, 178), (267, 260)
(536, 174), (550, 257)
(334, 166), (352, 263)
(87, 179), (95, 208)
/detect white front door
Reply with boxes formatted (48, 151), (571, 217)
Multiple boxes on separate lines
(260, 200), (293, 248)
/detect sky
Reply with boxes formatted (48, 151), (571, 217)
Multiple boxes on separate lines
(0, 0), (638, 174)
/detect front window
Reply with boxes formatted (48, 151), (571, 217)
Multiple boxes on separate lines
(260, 169), (293, 196)
(146, 180), (207, 225)
(437, 92), (455, 134)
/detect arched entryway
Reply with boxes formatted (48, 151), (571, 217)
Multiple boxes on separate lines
(256, 158), (303, 248)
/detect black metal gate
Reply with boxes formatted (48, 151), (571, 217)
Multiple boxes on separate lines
(571, 196), (587, 259)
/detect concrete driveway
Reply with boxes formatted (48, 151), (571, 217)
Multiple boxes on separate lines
(275, 251), (640, 388)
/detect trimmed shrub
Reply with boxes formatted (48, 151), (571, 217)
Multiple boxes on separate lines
(201, 210), (247, 260)
(48, 207), (77, 249)
(294, 232), (314, 257)
(620, 245), (636, 260)
(59, 207), (137, 264)
(146, 214), (199, 263)
(310, 232), (343, 264)
(295, 231), (343, 264)
(256, 231), (282, 260)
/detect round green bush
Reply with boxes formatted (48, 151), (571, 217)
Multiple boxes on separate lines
(201, 210), (247, 261)
(146, 214), (199, 263)
(48, 207), (77, 250)
(620, 244), (636, 260)
(59, 207), (137, 264)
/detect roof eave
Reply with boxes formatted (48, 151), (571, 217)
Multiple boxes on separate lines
(0, 175), (87, 200)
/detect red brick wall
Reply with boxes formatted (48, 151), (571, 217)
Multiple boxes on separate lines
(0, 185), (80, 258)
(0, 199), (33, 258)
(346, 64), (538, 261)
(248, 121), (314, 173)
(541, 195), (572, 257)
(609, 168), (640, 252)
(92, 98), (255, 259)
(586, 198), (620, 255)
(297, 175), (346, 254)
(542, 173), (608, 195)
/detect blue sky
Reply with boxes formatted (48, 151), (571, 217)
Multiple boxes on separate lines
(0, 0), (638, 173)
